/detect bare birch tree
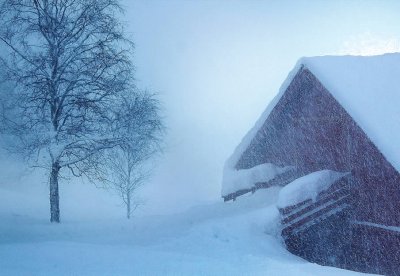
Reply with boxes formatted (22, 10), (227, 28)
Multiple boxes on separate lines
(0, 0), (138, 223)
(105, 92), (164, 219)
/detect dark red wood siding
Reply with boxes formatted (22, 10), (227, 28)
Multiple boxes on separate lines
(236, 66), (400, 225)
(233, 66), (400, 274)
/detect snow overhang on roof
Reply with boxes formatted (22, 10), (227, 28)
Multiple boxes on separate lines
(223, 53), (400, 196)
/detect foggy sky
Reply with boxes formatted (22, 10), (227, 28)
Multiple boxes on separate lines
(120, 0), (400, 214)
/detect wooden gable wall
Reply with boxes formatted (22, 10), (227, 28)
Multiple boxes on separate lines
(236, 66), (400, 226)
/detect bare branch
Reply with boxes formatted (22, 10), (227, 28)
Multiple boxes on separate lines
(0, 0), (154, 223)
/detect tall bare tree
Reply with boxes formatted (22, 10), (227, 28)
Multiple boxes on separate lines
(105, 92), (164, 219)
(0, 0), (138, 223)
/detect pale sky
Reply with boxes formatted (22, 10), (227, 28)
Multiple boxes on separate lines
(119, 0), (400, 214)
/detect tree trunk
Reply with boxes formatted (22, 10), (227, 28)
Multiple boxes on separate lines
(127, 193), (131, 219)
(50, 162), (60, 223)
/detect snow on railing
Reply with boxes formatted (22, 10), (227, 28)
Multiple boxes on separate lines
(277, 170), (349, 209)
(221, 163), (294, 197)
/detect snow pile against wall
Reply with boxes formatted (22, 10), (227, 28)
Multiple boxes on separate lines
(0, 186), (365, 275)
(222, 163), (294, 196)
(277, 170), (348, 208)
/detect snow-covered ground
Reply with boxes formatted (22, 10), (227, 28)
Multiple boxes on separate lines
(0, 185), (372, 276)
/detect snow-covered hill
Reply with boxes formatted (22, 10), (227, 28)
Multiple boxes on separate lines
(0, 186), (372, 275)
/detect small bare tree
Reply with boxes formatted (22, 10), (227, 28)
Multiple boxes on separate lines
(0, 0), (138, 223)
(105, 92), (164, 219)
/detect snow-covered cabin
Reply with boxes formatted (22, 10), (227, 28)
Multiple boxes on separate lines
(222, 53), (400, 275)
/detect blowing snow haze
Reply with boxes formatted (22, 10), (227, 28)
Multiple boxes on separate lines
(1, 1), (400, 275)
(122, 0), (400, 214)
(0, 0), (400, 217)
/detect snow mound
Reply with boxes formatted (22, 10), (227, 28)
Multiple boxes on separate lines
(222, 163), (294, 196)
(277, 170), (349, 208)
(0, 186), (368, 275)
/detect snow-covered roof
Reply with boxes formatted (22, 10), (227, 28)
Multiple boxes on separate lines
(224, 53), (400, 188)
(277, 170), (349, 208)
